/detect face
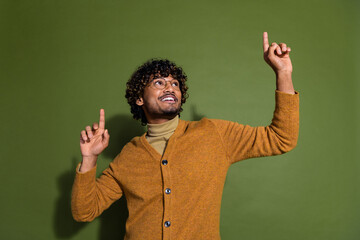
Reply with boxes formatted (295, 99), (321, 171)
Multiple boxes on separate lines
(136, 75), (182, 124)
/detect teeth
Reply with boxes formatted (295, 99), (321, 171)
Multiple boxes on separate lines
(162, 97), (175, 101)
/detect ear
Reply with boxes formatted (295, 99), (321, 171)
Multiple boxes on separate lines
(136, 97), (144, 106)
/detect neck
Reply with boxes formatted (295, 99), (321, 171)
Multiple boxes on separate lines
(147, 115), (178, 124)
(147, 115), (179, 137)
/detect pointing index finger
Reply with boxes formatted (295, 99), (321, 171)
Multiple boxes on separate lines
(263, 32), (269, 53)
(99, 109), (105, 130)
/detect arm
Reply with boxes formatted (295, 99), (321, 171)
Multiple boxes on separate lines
(71, 161), (123, 222)
(214, 32), (299, 164)
(71, 109), (123, 222)
(213, 90), (298, 164)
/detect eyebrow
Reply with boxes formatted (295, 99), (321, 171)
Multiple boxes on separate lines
(153, 77), (178, 81)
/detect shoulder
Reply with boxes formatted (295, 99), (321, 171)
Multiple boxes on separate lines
(112, 134), (145, 162)
(180, 117), (213, 129)
(180, 117), (234, 133)
(122, 135), (146, 154)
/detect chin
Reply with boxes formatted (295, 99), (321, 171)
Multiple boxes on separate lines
(162, 107), (181, 116)
(163, 110), (179, 116)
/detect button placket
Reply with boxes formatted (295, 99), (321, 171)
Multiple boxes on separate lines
(161, 158), (172, 239)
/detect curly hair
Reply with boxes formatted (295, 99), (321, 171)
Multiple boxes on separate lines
(125, 59), (189, 125)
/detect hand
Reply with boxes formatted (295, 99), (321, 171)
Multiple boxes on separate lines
(263, 32), (293, 74)
(80, 109), (110, 158)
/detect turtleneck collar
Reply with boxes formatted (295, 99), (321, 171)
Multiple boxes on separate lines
(146, 115), (179, 138)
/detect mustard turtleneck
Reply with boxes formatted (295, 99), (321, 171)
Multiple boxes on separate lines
(145, 115), (179, 156)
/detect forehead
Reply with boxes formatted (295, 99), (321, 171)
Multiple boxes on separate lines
(151, 74), (175, 80)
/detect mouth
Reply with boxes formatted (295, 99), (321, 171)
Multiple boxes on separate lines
(159, 94), (178, 103)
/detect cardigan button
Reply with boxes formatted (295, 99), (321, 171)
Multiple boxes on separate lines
(164, 221), (171, 227)
(162, 159), (168, 165)
(165, 188), (171, 194)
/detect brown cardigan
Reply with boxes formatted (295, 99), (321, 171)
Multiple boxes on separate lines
(71, 90), (299, 240)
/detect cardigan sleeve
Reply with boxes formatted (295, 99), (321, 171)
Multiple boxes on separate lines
(211, 90), (299, 164)
(71, 159), (123, 222)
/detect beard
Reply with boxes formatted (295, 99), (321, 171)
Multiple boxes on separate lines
(161, 105), (181, 116)
(144, 103), (181, 120)
(142, 96), (183, 123)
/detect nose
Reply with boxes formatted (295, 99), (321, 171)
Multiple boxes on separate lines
(163, 81), (175, 92)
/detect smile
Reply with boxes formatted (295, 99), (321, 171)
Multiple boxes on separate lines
(160, 95), (177, 102)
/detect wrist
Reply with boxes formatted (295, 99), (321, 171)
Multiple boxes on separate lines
(82, 155), (98, 162)
(275, 70), (292, 77)
(79, 155), (98, 173)
(276, 71), (294, 94)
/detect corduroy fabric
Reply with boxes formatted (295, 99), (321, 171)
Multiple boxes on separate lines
(71, 90), (299, 240)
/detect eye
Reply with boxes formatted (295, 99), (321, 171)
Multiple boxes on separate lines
(172, 81), (179, 87)
(154, 80), (164, 86)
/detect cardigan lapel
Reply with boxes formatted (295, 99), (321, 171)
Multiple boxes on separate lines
(139, 119), (188, 161)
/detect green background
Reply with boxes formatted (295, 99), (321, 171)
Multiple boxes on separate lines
(1, 0), (359, 239)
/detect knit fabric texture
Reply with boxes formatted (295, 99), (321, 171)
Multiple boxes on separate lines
(71, 90), (299, 240)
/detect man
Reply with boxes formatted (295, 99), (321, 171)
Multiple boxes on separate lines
(72, 32), (299, 239)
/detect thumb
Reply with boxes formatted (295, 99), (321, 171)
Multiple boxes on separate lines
(103, 129), (110, 144)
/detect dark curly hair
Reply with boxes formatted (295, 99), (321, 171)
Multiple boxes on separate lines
(125, 59), (189, 125)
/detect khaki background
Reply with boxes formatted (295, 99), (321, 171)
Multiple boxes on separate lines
(0, 0), (359, 239)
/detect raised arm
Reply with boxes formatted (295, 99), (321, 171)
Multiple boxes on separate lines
(72, 109), (122, 222)
(213, 32), (299, 164)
